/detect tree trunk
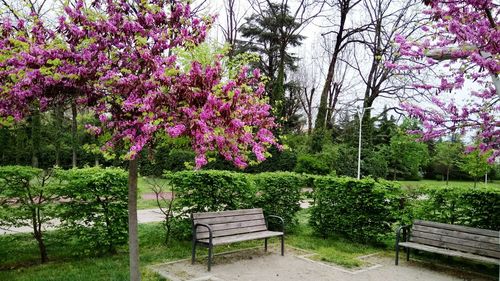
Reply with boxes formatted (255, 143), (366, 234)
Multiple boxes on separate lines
(34, 230), (48, 263)
(272, 44), (287, 116)
(71, 102), (78, 168)
(128, 158), (141, 281)
(54, 107), (64, 167)
(315, 8), (348, 131)
(307, 115), (312, 135)
(446, 166), (449, 186)
(31, 109), (41, 168)
(31, 208), (48, 263)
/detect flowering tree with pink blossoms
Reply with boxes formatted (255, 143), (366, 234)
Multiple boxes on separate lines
(388, 0), (499, 161)
(1, 1), (279, 280)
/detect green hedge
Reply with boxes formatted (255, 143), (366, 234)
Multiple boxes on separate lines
(252, 172), (305, 229)
(165, 170), (306, 239)
(167, 170), (256, 214)
(410, 186), (500, 230)
(310, 177), (402, 243)
(295, 154), (331, 175)
(55, 167), (128, 254)
(165, 170), (255, 240)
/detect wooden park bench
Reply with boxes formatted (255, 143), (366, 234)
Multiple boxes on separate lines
(395, 220), (500, 268)
(191, 208), (284, 271)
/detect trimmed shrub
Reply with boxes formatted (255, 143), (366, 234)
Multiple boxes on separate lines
(55, 167), (128, 254)
(252, 172), (305, 230)
(166, 170), (256, 214)
(165, 170), (306, 238)
(411, 185), (500, 230)
(310, 177), (402, 243)
(295, 154), (331, 175)
(165, 170), (255, 240)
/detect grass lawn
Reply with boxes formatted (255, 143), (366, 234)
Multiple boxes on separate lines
(137, 177), (170, 210)
(397, 179), (500, 190)
(0, 210), (381, 281)
(1, 209), (497, 280)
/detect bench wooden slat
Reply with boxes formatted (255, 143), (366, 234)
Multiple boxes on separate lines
(411, 230), (499, 252)
(196, 219), (266, 234)
(192, 208), (285, 271)
(412, 225), (499, 245)
(414, 220), (499, 237)
(198, 230), (283, 245)
(193, 208), (263, 219)
(399, 242), (500, 264)
(410, 236), (500, 259)
(196, 224), (268, 239)
(194, 213), (265, 225)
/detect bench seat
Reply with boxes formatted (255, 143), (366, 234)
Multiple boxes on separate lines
(396, 220), (500, 269)
(191, 208), (285, 271)
(398, 242), (499, 264)
(198, 230), (284, 245)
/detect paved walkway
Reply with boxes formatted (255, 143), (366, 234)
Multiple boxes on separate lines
(0, 208), (166, 235)
(1, 200), (312, 235)
(151, 247), (495, 281)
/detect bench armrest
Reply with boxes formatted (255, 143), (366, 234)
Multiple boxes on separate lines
(396, 225), (411, 244)
(266, 215), (285, 234)
(193, 223), (213, 243)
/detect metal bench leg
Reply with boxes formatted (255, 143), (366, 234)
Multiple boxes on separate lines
(208, 245), (213, 272)
(406, 248), (410, 261)
(264, 238), (268, 252)
(395, 243), (399, 265)
(191, 242), (196, 265)
(280, 235), (284, 256)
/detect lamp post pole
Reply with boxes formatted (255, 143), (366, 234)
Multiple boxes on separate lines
(357, 107), (372, 180)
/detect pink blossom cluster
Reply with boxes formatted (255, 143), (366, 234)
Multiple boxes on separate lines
(388, 0), (499, 161)
(0, 0), (279, 169)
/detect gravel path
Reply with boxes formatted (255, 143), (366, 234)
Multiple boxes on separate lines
(151, 247), (495, 281)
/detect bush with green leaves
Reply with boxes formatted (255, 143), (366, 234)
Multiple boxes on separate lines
(54, 167), (128, 254)
(251, 172), (305, 231)
(295, 154), (331, 175)
(166, 170), (256, 214)
(165, 170), (306, 238)
(410, 185), (500, 230)
(310, 177), (402, 243)
(246, 148), (297, 173)
(362, 149), (388, 179)
(0, 166), (54, 263)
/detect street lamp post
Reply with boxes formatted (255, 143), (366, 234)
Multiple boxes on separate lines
(357, 106), (372, 180)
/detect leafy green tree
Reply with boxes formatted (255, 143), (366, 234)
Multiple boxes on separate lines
(387, 131), (429, 180)
(373, 108), (398, 146)
(295, 154), (331, 175)
(362, 149), (389, 179)
(433, 141), (463, 185)
(332, 144), (358, 177)
(0, 166), (55, 263)
(459, 149), (492, 187)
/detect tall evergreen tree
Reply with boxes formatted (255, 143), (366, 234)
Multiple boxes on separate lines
(238, 2), (305, 131)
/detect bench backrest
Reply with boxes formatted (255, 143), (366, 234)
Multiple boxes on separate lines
(192, 208), (268, 240)
(410, 220), (500, 259)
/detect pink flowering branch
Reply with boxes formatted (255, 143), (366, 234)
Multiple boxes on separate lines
(1, 0), (280, 169)
(389, 0), (499, 162)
